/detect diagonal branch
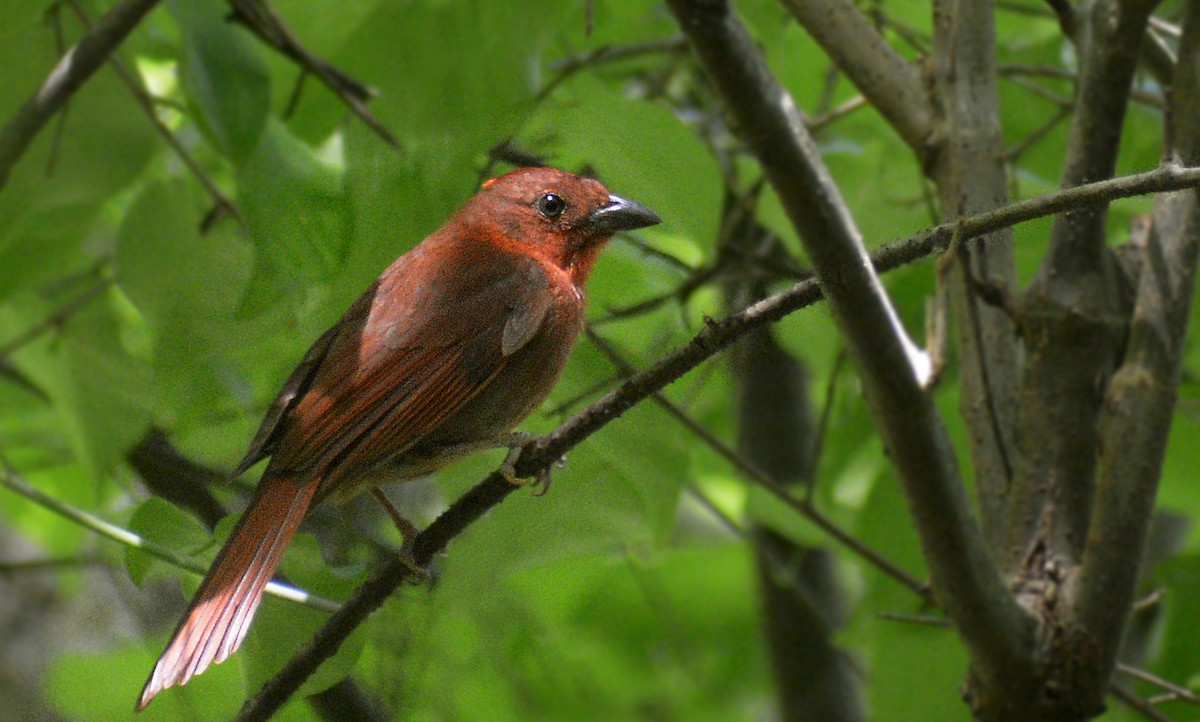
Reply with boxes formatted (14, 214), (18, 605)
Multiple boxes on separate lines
(63, 0), (240, 226)
(0, 0), (162, 192)
(232, 162), (1200, 719)
(226, 0), (399, 149)
(0, 460), (338, 613)
(780, 0), (932, 154)
(587, 328), (930, 600)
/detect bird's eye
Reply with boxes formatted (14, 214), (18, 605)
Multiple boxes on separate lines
(535, 193), (567, 220)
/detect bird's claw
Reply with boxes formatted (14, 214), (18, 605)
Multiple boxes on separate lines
(498, 440), (563, 496)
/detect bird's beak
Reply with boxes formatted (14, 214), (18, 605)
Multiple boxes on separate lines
(580, 194), (662, 236)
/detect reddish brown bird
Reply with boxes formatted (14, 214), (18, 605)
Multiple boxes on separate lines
(136, 167), (660, 710)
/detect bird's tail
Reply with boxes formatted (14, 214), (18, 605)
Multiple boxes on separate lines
(137, 472), (317, 711)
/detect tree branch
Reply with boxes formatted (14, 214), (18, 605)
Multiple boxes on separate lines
(1009, 0), (1163, 578)
(232, 161), (1200, 717)
(728, 197), (870, 721)
(929, 0), (1021, 560)
(1047, 0), (1163, 272)
(586, 329), (930, 600)
(665, 0), (1035, 688)
(226, 0), (398, 149)
(64, 0), (241, 226)
(1078, 0), (1200, 696)
(124, 429), (383, 722)
(0, 460), (337, 612)
(0, 0), (162, 192)
(779, 0), (932, 154)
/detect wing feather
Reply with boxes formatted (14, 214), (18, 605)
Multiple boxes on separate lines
(266, 240), (558, 496)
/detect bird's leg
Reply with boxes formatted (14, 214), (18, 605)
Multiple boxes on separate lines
(371, 487), (420, 543)
(370, 487), (427, 580)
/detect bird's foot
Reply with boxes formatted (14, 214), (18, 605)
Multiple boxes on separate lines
(498, 437), (562, 496)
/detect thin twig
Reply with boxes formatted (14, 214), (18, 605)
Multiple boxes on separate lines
(0, 277), (111, 360)
(225, 0), (398, 148)
(1117, 663), (1200, 706)
(1110, 683), (1176, 722)
(877, 612), (952, 627)
(0, 462), (338, 613)
(615, 231), (698, 274)
(537, 37), (690, 102)
(807, 348), (848, 497)
(683, 484), (746, 539)
(808, 94), (869, 132)
(1003, 74), (1074, 108)
(586, 329), (932, 599)
(999, 63), (1163, 109)
(1006, 106), (1073, 162)
(44, 3), (71, 178)
(63, 0), (240, 225)
(0, 556), (99, 573)
(0, 0), (163, 191)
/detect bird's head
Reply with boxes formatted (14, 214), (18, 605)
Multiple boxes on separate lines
(463, 167), (661, 284)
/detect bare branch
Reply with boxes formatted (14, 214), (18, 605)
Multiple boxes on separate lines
(0, 0), (162, 192)
(666, 0), (1037, 687)
(1109, 684), (1176, 722)
(929, 0), (1021, 563)
(587, 329), (930, 600)
(1077, 0), (1200, 695)
(1010, 0), (1164, 577)
(63, 0), (240, 225)
(0, 276), (111, 360)
(226, 0), (399, 149)
(779, 0), (932, 155)
(232, 161), (1200, 716)
(1045, 0), (1163, 272)
(1118, 663), (1200, 707)
(536, 36), (690, 102)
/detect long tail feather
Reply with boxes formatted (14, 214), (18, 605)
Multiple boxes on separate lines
(137, 473), (317, 711)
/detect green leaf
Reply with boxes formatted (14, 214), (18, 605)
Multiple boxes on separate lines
(172, 0), (270, 163)
(124, 497), (213, 585)
(50, 294), (153, 477)
(244, 595), (364, 701)
(0, 9), (156, 302)
(237, 118), (349, 294)
(116, 179), (251, 323)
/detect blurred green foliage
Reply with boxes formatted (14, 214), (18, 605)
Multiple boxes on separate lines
(0, 0), (1196, 720)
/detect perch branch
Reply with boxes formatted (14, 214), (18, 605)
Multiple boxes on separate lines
(234, 161), (1200, 718)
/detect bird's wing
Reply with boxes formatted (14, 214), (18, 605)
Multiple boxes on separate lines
(232, 322), (342, 479)
(265, 239), (558, 496)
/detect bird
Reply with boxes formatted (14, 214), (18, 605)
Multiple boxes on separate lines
(136, 167), (661, 710)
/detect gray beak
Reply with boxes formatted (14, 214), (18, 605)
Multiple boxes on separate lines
(580, 194), (662, 236)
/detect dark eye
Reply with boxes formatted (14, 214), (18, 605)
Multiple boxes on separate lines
(535, 193), (567, 219)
